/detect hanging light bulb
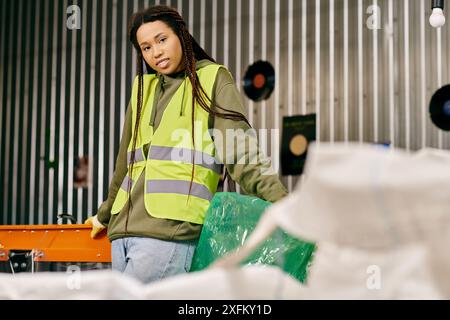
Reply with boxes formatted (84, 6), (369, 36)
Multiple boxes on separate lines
(430, 0), (446, 28)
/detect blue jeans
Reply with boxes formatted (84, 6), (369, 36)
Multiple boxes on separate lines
(111, 237), (197, 284)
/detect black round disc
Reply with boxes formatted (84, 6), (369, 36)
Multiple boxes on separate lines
(429, 84), (450, 131)
(243, 60), (275, 102)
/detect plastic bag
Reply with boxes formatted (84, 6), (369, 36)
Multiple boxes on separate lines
(190, 192), (315, 283)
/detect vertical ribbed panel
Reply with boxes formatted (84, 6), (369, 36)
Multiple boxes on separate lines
(1, 0), (450, 224)
(0, 0), (5, 223)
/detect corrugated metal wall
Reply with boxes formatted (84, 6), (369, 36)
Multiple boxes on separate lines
(1, 0), (449, 225)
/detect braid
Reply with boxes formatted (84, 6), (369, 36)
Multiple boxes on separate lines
(124, 53), (144, 233)
(178, 26), (199, 199)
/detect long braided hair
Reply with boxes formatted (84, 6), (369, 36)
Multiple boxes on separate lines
(125, 6), (249, 228)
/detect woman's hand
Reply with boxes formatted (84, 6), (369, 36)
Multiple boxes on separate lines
(84, 215), (106, 239)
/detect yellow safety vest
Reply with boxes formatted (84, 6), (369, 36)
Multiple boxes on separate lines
(111, 64), (222, 224)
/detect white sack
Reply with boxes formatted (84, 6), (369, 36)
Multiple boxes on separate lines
(214, 143), (450, 299)
(304, 242), (442, 299)
(0, 270), (143, 300)
(268, 143), (450, 249)
(142, 265), (307, 300)
(0, 266), (306, 300)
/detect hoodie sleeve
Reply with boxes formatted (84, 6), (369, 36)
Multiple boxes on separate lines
(211, 67), (288, 202)
(96, 101), (132, 226)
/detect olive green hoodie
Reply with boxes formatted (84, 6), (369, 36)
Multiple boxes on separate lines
(96, 60), (288, 241)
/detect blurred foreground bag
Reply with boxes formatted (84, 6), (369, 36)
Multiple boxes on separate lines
(246, 143), (450, 298)
(190, 192), (315, 283)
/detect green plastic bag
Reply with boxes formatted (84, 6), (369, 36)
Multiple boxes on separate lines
(190, 192), (316, 283)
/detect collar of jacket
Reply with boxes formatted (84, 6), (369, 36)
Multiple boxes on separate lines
(153, 59), (215, 117)
(156, 59), (213, 87)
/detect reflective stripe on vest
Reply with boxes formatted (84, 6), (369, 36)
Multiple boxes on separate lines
(146, 179), (213, 201)
(148, 145), (222, 174)
(120, 175), (134, 192)
(127, 148), (145, 164)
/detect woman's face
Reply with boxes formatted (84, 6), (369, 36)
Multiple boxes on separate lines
(136, 20), (184, 75)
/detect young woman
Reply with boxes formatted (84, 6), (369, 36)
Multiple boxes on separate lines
(85, 5), (287, 284)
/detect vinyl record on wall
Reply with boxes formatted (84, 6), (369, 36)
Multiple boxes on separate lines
(281, 114), (316, 176)
(429, 84), (450, 131)
(243, 60), (275, 102)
